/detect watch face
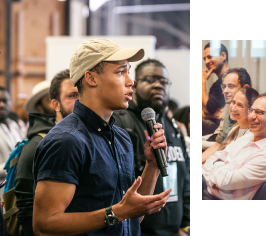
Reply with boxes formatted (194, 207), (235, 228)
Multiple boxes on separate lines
(106, 215), (119, 225)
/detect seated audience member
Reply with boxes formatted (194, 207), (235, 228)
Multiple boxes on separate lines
(203, 87), (259, 151)
(202, 96), (266, 200)
(202, 42), (229, 119)
(202, 68), (251, 163)
(14, 69), (79, 236)
(25, 80), (54, 115)
(0, 87), (24, 196)
(218, 87), (259, 150)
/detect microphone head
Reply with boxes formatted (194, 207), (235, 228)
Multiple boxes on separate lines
(141, 108), (156, 122)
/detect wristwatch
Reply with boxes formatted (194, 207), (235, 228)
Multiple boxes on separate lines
(105, 206), (119, 226)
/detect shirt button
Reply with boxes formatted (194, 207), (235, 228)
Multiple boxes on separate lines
(109, 141), (111, 145)
(104, 123), (107, 127)
(98, 128), (101, 132)
(123, 190), (125, 194)
(119, 165), (121, 169)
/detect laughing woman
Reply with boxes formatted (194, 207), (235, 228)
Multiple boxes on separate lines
(218, 87), (259, 150)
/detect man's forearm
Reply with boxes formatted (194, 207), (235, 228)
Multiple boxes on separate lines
(34, 209), (107, 236)
(202, 142), (221, 164)
(138, 161), (160, 196)
(137, 161), (160, 222)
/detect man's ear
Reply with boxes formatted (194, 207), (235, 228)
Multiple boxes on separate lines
(220, 52), (227, 63)
(84, 71), (97, 87)
(51, 99), (60, 112)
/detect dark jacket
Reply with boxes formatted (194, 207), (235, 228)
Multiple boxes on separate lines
(114, 101), (190, 236)
(15, 113), (55, 236)
(207, 75), (225, 115)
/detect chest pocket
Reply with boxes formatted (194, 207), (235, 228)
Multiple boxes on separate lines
(120, 152), (135, 176)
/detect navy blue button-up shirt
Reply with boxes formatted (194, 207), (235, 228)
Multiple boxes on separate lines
(33, 100), (140, 236)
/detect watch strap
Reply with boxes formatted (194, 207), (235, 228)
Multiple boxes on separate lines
(106, 206), (113, 216)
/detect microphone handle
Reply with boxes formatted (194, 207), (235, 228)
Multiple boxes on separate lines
(146, 120), (168, 177)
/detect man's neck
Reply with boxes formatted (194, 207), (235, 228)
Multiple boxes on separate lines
(216, 63), (230, 77)
(0, 118), (9, 128)
(253, 135), (266, 142)
(237, 119), (249, 129)
(79, 96), (112, 123)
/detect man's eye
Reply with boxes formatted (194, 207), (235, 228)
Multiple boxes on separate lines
(228, 85), (234, 89)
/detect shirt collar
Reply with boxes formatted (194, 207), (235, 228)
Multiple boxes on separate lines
(73, 100), (115, 131)
(246, 132), (266, 149)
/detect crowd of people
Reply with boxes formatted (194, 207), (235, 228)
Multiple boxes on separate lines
(202, 42), (266, 200)
(0, 39), (190, 235)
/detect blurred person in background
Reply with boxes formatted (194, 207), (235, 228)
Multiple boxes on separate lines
(167, 98), (179, 119)
(167, 99), (188, 138)
(114, 59), (190, 236)
(25, 80), (54, 115)
(15, 94), (29, 136)
(0, 86), (24, 196)
(15, 69), (79, 236)
(174, 106), (190, 157)
(202, 43), (230, 136)
(174, 106), (190, 137)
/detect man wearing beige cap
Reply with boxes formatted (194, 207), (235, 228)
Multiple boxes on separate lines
(33, 39), (171, 236)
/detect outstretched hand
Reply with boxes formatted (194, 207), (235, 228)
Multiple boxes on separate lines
(113, 176), (171, 221)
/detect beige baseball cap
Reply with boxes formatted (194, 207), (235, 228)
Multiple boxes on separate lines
(69, 39), (144, 86)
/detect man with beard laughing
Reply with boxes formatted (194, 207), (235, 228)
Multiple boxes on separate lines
(114, 59), (190, 236)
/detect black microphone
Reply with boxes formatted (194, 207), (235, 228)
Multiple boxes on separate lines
(141, 108), (168, 177)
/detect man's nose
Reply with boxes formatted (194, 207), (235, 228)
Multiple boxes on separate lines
(126, 74), (134, 87)
(222, 86), (229, 94)
(153, 79), (164, 88)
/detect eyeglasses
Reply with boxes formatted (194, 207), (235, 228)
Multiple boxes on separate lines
(248, 108), (266, 117)
(137, 75), (172, 86)
(221, 84), (238, 91)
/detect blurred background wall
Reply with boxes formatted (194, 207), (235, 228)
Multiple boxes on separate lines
(1, 0), (190, 110)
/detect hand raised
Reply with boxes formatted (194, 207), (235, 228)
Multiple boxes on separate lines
(143, 123), (167, 166)
(202, 68), (213, 83)
(113, 177), (171, 221)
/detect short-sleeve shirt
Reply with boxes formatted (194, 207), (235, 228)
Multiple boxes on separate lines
(33, 100), (140, 236)
(215, 109), (237, 144)
(206, 75), (225, 115)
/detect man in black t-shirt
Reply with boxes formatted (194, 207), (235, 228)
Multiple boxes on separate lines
(202, 42), (230, 120)
(114, 59), (190, 236)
